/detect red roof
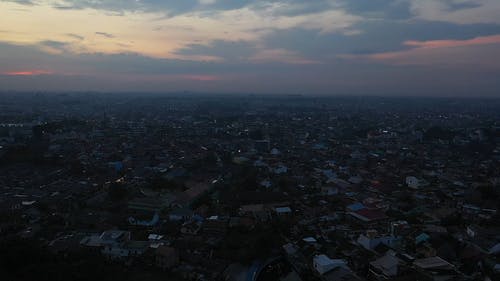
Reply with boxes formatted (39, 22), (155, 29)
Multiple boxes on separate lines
(351, 208), (388, 222)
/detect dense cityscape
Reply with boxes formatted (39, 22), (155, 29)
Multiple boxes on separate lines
(1, 93), (499, 281)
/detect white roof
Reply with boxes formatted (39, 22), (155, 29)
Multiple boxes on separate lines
(148, 234), (164, 240)
(22, 200), (37, 206)
(149, 242), (164, 249)
(303, 237), (317, 243)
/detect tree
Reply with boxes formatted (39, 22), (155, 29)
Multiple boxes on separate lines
(108, 182), (128, 201)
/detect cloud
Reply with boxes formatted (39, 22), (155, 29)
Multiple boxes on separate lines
(95, 31), (114, 38)
(42, 0), (253, 16)
(404, 34), (500, 48)
(409, 0), (500, 24)
(2, 69), (53, 76)
(341, 34), (500, 68)
(1, 39), (498, 96)
(174, 40), (258, 62)
(198, 0), (216, 5)
(250, 48), (320, 65)
(66, 33), (84, 40)
(1, 1), (499, 96)
(1, 0), (35, 5)
(176, 74), (220, 81)
(0, 1), (362, 60)
(38, 40), (71, 53)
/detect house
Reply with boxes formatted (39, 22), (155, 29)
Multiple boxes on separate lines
(390, 220), (410, 237)
(313, 254), (347, 275)
(240, 204), (269, 221)
(169, 207), (193, 221)
(80, 230), (134, 260)
(100, 238), (147, 260)
(415, 233), (430, 245)
(100, 230), (131, 245)
(80, 234), (104, 249)
(348, 176), (363, 185)
(176, 181), (211, 207)
(423, 225), (448, 234)
(181, 220), (202, 235)
(48, 234), (87, 256)
(346, 202), (366, 212)
(413, 256), (458, 281)
(99, 230), (135, 260)
(416, 243), (437, 258)
(274, 164), (288, 174)
(228, 217), (255, 230)
(275, 206), (292, 216)
(123, 241), (150, 257)
(128, 212), (160, 226)
(148, 234), (164, 241)
(321, 267), (362, 281)
(80, 230), (130, 249)
(101, 245), (128, 260)
(405, 176), (428, 189)
(466, 225), (500, 254)
(128, 197), (169, 212)
(283, 243), (298, 256)
(260, 180), (272, 188)
(357, 230), (396, 251)
(369, 252), (400, 279)
(155, 245), (179, 270)
(321, 186), (339, 196)
(255, 140), (270, 152)
(303, 237), (318, 244)
(349, 209), (388, 225)
(203, 216), (228, 236)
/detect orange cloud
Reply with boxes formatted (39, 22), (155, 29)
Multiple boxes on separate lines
(0, 1), (360, 61)
(3, 70), (53, 76)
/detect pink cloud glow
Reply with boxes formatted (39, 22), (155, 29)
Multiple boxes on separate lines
(3, 70), (53, 76)
(340, 34), (500, 67)
(404, 35), (500, 49)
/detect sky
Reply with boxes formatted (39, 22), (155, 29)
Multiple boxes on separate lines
(1, 0), (500, 96)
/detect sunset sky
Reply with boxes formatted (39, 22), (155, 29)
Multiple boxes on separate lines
(1, 0), (500, 96)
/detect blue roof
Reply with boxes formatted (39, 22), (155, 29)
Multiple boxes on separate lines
(347, 202), (366, 211)
(415, 233), (430, 244)
(192, 215), (204, 222)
